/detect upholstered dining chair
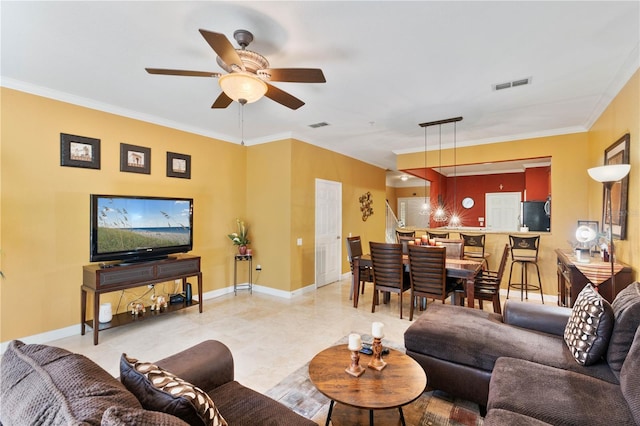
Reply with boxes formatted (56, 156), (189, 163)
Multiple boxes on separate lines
(507, 235), (544, 303)
(427, 231), (450, 239)
(407, 245), (459, 320)
(369, 241), (410, 319)
(460, 233), (489, 269)
(396, 229), (416, 242)
(457, 244), (509, 314)
(346, 236), (373, 305)
(434, 238), (464, 259)
(397, 236), (415, 254)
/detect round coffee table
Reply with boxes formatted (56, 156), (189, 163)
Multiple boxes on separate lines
(308, 344), (427, 425)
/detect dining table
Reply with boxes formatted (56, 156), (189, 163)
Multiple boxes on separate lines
(352, 254), (483, 309)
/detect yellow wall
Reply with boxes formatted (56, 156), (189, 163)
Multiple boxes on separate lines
(246, 139), (386, 292)
(0, 88), (387, 341)
(587, 69), (639, 267)
(0, 88), (247, 341)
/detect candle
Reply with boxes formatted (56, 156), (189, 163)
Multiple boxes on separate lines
(348, 333), (362, 351)
(421, 235), (429, 243)
(408, 240), (415, 245)
(372, 322), (384, 338)
(415, 238), (421, 245)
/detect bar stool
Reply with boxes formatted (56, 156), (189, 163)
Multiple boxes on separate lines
(507, 235), (544, 303)
(460, 233), (489, 269)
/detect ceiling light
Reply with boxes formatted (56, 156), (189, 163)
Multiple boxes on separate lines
(400, 175), (409, 181)
(219, 72), (267, 104)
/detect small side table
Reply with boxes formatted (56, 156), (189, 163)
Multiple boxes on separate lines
(233, 254), (253, 294)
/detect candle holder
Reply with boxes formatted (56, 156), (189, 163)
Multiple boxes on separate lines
(345, 349), (365, 377)
(368, 337), (387, 371)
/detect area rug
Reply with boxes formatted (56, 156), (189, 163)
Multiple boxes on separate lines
(265, 334), (484, 426)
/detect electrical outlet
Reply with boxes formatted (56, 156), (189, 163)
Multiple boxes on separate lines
(256, 264), (262, 271)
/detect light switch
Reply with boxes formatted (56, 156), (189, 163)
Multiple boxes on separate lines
(297, 238), (303, 246)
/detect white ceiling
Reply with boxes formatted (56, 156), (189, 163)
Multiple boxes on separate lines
(2, 1), (639, 172)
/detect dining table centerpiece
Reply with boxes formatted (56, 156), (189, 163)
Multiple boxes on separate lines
(228, 218), (250, 255)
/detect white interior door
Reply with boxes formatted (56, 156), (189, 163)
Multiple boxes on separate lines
(315, 179), (342, 287)
(485, 192), (521, 231)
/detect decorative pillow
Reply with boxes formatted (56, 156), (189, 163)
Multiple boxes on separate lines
(102, 406), (189, 425)
(0, 340), (141, 425)
(607, 282), (640, 377)
(120, 354), (227, 426)
(563, 284), (614, 365)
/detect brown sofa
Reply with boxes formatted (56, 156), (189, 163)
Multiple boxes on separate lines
(0, 339), (315, 425)
(404, 282), (640, 425)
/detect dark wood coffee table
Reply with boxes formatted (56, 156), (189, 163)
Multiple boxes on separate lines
(308, 344), (427, 425)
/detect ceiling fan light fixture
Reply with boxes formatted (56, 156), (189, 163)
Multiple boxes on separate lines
(219, 72), (267, 104)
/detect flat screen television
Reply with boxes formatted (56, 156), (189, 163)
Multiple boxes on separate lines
(90, 194), (193, 264)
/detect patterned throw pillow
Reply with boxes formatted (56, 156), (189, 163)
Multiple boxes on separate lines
(120, 354), (227, 426)
(564, 284), (614, 365)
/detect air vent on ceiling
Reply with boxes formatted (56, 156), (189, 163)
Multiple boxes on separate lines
(309, 122), (330, 128)
(493, 77), (532, 91)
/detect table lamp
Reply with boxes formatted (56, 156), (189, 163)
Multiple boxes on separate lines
(587, 164), (631, 291)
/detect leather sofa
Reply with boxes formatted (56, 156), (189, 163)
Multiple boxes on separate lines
(404, 282), (640, 425)
(1, 339), (315, 425)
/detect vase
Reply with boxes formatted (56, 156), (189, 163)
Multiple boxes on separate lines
(99, 302), (113, 323)
(238, 245), (248, 255)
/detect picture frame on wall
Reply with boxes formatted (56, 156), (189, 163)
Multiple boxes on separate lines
(120, 143), (151, 174)
(166, 152), (191, 179)
(602, 133), (630, 240)
(60, 133), (100, 169)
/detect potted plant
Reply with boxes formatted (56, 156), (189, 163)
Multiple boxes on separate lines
(228, 219), (250, 255)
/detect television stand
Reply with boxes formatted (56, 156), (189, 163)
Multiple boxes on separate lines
(81, 254), (202, 345)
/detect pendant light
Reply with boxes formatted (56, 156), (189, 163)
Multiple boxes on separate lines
(418, 117), (463, 224)
(419, 125), (430, 217)
(449, 121), (461, 227)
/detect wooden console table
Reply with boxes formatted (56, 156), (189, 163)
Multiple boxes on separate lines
(556, 249), (633, 307)
(81, 254), (202, 345)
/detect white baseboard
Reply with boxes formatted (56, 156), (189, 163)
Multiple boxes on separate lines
(1, 282), (318, 353)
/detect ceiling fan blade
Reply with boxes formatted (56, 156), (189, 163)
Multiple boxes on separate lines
(264, 83), (305, 110)
(145, 68), (219, 77)
(199, 29), (245, 71)
(211, 92), (233, 109)
(263, 68), (326, 83)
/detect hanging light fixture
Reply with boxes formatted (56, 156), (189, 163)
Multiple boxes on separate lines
(449, 121), (461, 227)
(419, 125), (431, 217)
(219, 72), (268, 104)
(418, 117), (463, 224)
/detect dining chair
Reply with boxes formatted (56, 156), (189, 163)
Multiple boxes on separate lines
(396, 229), (416, 242)
(507, 235), (544, 303)
(369, 241), (410, 319)
(427, 231), (450, 239)
(397, 236), (415, 255)
(458, 244), (509, 314)
(346, 236), (373, 305)
(460, 233), (489, 269)
(407, 245), (459, 320)
(434, 238), (464, 259)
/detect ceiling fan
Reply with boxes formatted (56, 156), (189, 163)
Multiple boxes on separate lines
(145, 29), (326, 110)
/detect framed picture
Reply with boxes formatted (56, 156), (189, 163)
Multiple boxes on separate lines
(166, 152), (191, 179)
(120, 143), (151, 174)
(60, 133), (100, 169)
(602, 133), (630, 240)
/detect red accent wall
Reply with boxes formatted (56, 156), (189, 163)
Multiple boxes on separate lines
(524, 166), (551, 201)
(444, 172), (524, 227)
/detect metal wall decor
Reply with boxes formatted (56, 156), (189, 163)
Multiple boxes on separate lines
(359, 191), (374, 221)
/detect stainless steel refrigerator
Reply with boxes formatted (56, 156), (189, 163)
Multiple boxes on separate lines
(521, 201), (550, 232)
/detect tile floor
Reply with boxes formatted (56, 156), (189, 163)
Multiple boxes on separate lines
(50, 276), (538, 393)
